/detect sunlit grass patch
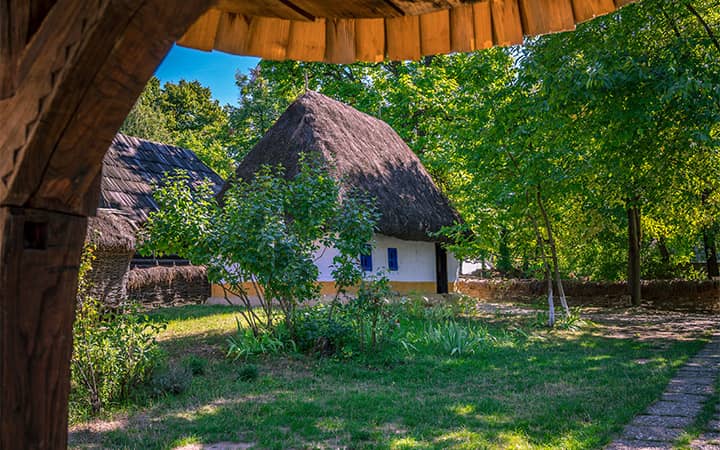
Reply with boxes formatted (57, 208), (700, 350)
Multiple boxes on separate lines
(69, 303), (707, 449)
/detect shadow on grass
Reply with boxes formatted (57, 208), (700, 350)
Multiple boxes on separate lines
(70, 320), (707, 450)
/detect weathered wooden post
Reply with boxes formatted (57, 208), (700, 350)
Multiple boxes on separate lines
(0, 1), (637, 447)
(0, 1), (212, 447)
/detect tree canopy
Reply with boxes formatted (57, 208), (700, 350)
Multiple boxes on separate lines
(125, 0), (720, 292)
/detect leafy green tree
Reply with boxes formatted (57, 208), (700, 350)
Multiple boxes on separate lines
(140, 157), (378, 335)
(227, 67), (295, 160)
(121, 77), (236, 178)
(516, 0), (720, 301)
(121, 77), (172, 143)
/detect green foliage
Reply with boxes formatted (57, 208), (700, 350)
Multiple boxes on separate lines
(248, 1), (720, 282)
(150, 364), (193, 396)
(292, 276), (400, 357)
(398, 294), (476, 321)
(237, 364), (259, 382)
(293, 305), (354, 356)
(127, 0), (720, 282)
(422, 320), (496, 356)
(141, 156), (378, 336)
(181, 355), (208, 376)
(73, 303), (708, 448)
(226, 319), (287, 361)
(348, 274), (400, 352)
(533, 308), (589, 332)
(120, 76), (236, 178)
(228, 67), (294, 158)
(72, 245), (165, 415)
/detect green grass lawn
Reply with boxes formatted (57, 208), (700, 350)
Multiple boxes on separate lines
(71, 304), (707, 450)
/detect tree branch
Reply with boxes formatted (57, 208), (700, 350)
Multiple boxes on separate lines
(685, 1), (720, 54)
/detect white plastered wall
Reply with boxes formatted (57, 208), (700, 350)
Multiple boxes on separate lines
(314, 233), (459, 283)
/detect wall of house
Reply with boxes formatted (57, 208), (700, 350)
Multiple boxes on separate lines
(209, 234), (459, 302)
(315, 233), (459, 290)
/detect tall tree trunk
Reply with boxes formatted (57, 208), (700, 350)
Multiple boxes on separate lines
(658, 237), (671, 267)
(527, 192), (555, 326)
(627, 205), (642, 306)
(497, 227), (513, 275)
(703, 229), (719, 278)
(536, 187), (570, 317)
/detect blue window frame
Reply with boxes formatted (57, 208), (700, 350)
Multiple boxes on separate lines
(387, 248), (398, 271)
(360, 247), (373, 272)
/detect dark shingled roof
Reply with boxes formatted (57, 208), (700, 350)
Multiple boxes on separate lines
(227, 91), (460, 242)
(100, 133), (224, 223)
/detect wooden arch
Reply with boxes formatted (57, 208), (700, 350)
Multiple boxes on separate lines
(0, 0), (635, 448)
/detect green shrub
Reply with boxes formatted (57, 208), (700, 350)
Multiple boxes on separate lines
(71, 297), (165, 414)
(349, 275), (399, 352)
(423, 303), (456, 322)
(237, 364), (259, 382)
(396, 294), (475, 322)
(293, 305), (354, 355)
(226, 318), (286, 360)
(182, 355), (208, 376)
(150, 364), (193, 396)
(532, 308), (588, 331)
(71, 243), (166, 415)
(423, 320), (496, 356)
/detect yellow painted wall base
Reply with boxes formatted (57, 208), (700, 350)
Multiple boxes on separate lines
(210, 281), (439, 300)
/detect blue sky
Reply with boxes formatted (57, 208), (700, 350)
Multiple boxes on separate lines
(155, 45), (260, 106)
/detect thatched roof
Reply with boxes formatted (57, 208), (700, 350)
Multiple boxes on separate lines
(227, 91), (461, 242)
(100, 133), (224, 223)
(86, 208), (137, 251)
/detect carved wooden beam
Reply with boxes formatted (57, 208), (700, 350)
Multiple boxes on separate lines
(180, 0), (638, 62)
(0, 1), (214, 447)
(0, 1), (58, 99)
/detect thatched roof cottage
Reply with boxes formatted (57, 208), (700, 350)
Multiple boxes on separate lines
(85, 133), (223, 305)
(221, 91), (461, 295)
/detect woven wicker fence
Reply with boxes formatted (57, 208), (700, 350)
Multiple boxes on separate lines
(127, 265), (209, 307)
(87, 249), (134, 306)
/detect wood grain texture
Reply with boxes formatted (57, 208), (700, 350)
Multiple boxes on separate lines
(614, 0), (637, 7)
(354, 18), (385, 62)
(218, 0), (470, 19)
(519, 0), (576, 36)
(0, 206), (87, 449)
(289, 0), (400, 18)
(386, 15), (421, 61)
(450, 3), (476, 53)
(419, 10), (450, 56)
(214, 12), (251, 55)
(473, 1), (493, 49)
(177, 0), (635, 61)
(216, 0), (309, 20)
(0, 0), (57, 98)
(287, 19), (326, 61)
(245, 16), (290, 59)
(490, 0), (524, 46)
(325, 18), (356, 64)
(571, 0), (616, 23)
(2, 0), (214, 215)
(0, 0), (102, 205)
(0, 1), (27, 98)
(177, 8), (222, 51)
(0, 0), (215, 447)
